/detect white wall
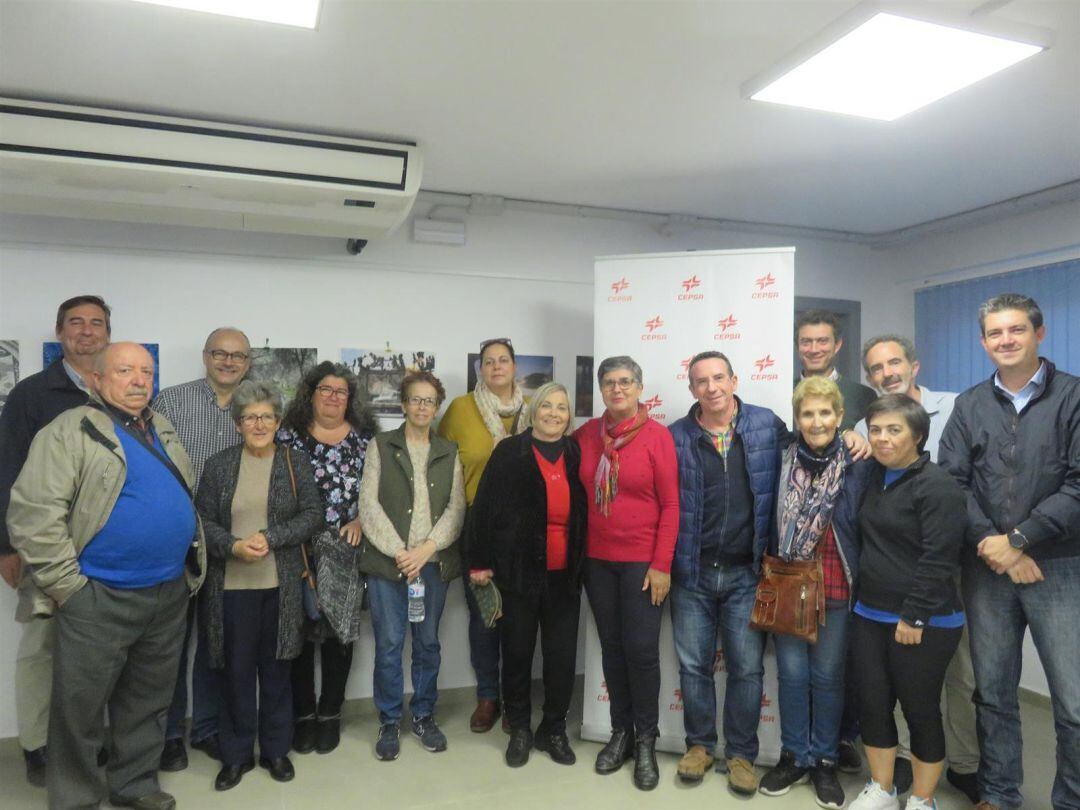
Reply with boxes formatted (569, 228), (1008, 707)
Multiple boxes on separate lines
(0, 206), (904, 740)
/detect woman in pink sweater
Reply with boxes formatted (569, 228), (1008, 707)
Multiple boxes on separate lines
(575, 355), (679, 791)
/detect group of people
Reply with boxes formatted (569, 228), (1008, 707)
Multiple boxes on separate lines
(0, 293), (1075, 810)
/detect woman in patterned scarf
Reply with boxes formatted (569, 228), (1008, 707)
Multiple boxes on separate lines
(438, 338), (528, 733)
(574, 355), (679, 791)
(759, 376), (871, 810)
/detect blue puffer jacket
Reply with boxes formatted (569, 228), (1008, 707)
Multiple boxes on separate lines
(669, 398), (789, 586)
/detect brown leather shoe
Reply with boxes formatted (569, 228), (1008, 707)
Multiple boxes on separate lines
(726, 757), (759, 796)
(677, 745), (715, 783)
(469, 699), (500, 733)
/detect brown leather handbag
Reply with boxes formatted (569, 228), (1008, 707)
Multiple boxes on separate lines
(749, 552), (826, 644)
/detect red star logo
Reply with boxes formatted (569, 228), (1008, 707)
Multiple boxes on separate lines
(717, 314), (738, 331)
(643, 395), (663, 412)
(681, 275), (701, 293)
(611, 278), (630, 294)
(754, 354), (776, 372)
(680, 356), (693, 371)
(645, 315), (664, 332)
(754, 273), (776, 290)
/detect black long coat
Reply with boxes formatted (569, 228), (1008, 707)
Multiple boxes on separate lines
(467, 429), (587, 595)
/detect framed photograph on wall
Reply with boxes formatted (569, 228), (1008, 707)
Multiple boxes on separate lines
(575, 355), (593, 417)
(342, 348), (436, 417)
(0, 340), (18, 418)
(248, 347), (318, 405)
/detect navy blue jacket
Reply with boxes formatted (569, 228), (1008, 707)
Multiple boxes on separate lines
(669, 398), (788, 586)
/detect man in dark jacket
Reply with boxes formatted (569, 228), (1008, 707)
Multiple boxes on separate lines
(939, 293), (1080, 810)
(795, 309), (876, 431)
(668, 351), (787, 796)
(0, 294), (110, 788)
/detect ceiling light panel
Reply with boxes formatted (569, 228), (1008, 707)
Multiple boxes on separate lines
(748, 12), (1045, 121)
(130, 0), (320, 29)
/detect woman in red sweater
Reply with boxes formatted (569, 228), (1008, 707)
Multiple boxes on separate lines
(576, 355), (680, 791)
(467, 382), (588, 769)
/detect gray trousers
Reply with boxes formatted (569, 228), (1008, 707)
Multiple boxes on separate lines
(15, 611), (54, 751)
(47, 576), (188, 810)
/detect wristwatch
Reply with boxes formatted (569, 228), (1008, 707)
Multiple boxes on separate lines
(1009, 529), (1030, 550)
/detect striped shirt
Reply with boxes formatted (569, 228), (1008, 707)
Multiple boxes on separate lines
(152, 378), (240, 491)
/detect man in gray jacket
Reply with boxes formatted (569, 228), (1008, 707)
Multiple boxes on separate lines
(8, 343), (206, 810)
(939, 293), (1080, 810)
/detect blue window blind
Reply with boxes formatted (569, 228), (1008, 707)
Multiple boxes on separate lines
(914, 259), (1079, 392)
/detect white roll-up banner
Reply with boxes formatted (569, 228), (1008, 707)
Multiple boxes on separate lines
(582, 247), (795, 762)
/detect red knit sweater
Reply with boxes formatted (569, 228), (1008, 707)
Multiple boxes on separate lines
(574, 416), (680, 572)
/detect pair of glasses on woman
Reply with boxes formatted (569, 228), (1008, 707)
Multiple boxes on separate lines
(601, 377), (638, 391)
(239, 413), (277, 426)
(406, 396), (437, 408)
(315, 385), (349, 400)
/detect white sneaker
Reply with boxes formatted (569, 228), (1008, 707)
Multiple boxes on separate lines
(904, 796), (936, 810)
(849, 779), (900, 810)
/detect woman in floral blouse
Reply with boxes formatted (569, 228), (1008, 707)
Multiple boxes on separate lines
(277, 361), (377, 754)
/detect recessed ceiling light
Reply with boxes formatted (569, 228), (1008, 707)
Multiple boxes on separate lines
(743, 10), (1046, 121)
(130, 0), (320, 29)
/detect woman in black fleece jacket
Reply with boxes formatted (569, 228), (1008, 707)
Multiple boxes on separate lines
(850, 395), (966, 810)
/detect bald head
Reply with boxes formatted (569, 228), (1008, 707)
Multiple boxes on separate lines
(203, 327), (251, 393)
(94, 342), (155, 415)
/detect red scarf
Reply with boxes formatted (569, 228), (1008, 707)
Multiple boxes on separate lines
(594, 405), (649, 516)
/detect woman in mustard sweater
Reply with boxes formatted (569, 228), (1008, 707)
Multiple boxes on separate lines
(437, 337), (528, 732)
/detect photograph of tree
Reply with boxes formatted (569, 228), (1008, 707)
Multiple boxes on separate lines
(342, 348), (436, 417)
(248, 347), (318, 405)
(466, 353), (554, 399)
(0, 340), (18, 418)
(43, 341), (160, 396)
(575, 355), (594, 417)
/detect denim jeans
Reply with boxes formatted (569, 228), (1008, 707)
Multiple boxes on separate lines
(463, 577), (501, 701)
(964, 556), (1080, 810)
(367, 563), (449, 724)
(670, 562), (765, 761)
(774, 605), (850, 768)
(166, 597), (222, 743)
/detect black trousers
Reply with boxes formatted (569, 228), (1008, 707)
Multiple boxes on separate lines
(48, 576), (188, 810)
(291, 636), (354, 719)
(584, 558), (662, 736)
(220, 588), (293, 766)
(853, 614), (962, 762)
(500, 570), (581, 734)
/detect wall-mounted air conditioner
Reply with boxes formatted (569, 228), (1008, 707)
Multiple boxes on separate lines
(0, 97), (423, 242)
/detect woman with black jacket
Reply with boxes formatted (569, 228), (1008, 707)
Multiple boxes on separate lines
(849, 394), (966, 810)
(468, 382), (587, 769)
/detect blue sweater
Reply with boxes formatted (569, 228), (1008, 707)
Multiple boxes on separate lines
(80, 428), (196, 588)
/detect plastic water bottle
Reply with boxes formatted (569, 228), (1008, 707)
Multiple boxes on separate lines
(408, 576), (425, 623)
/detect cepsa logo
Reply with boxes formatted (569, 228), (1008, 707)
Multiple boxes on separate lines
(669, 688), (684, 712)
(608, 277), (632, 303)
(713, 313), (741, 341)
(641, 315), (667, 341)
(752, 272), (780, 300)
(750, 354), (779, 381)
(597, 679), (610, 703)
(712, 648), (727, 675)
(677, 274), (704, 302)
(676, 355), (693, 381)
(642, 395), (666, 422)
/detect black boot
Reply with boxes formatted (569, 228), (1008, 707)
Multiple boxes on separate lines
(316, 716), (341, 754)
(594, 728), (635, 774)
(505, 728), (533, 767)
(292, 716), (317, 754)
(633, 735), (659, 791)
(23, 747), (46, 788)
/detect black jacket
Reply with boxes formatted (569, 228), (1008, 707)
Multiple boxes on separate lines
(938, 359), (1080, 561)
(857, 454), (965, 625)
(0, 360), (89, 553)
(467, 430), (587, 595)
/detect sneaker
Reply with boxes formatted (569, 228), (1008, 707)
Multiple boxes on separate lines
(411, 715), (447, 752)
(894, 756), (913, 794)
(727, 757), (759, 796)
(838, 739), (863, 773)
(811, 760), (846, 809)
(850, 779), (900, 810)
(375, 723), (400, 761)
(759, 750), (810, 796)
(905, 796), (937, 810)
(677, 745), (715, 784)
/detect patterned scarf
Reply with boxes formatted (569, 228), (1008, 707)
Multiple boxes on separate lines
(472, 378), (526, 444)
(778, 434), (847, 561)
(594, 405), (649, 516)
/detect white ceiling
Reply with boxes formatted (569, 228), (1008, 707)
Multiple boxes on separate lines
(1, 0), (1078, 234)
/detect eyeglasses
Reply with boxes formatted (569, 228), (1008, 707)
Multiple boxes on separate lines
(315, 385), (349, 400)
(239, 413), (278, 426)
(207, 349), (250, 363)
(406, 396), (437, 408)
(601, 377), (638, 391)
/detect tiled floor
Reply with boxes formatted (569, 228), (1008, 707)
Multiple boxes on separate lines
(0, 684), (1055, 809)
